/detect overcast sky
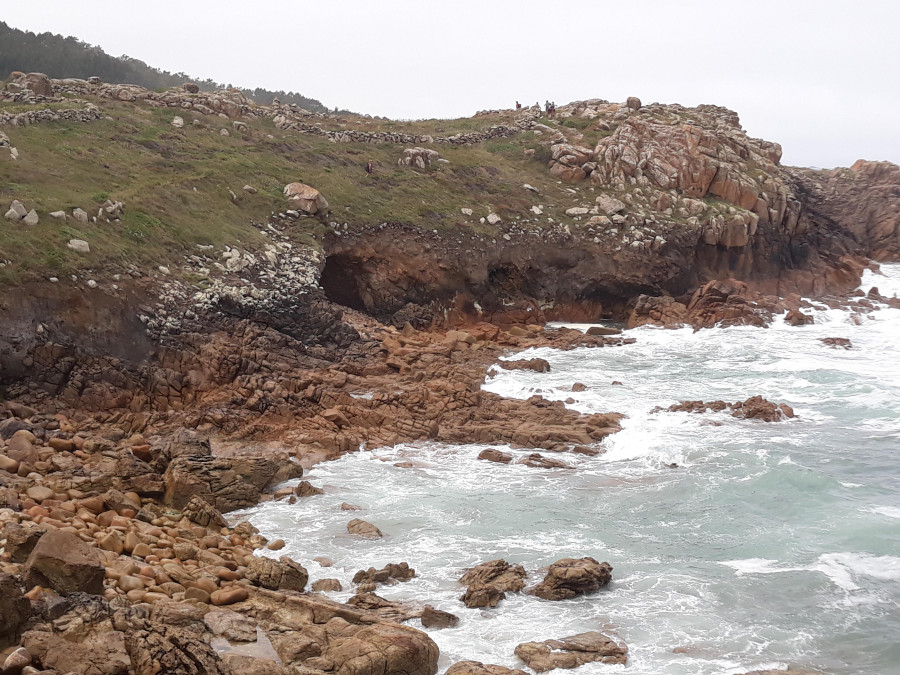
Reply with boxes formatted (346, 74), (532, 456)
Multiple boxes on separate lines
(4, 1), (898, 168)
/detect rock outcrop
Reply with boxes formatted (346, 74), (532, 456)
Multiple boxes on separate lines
(459, 559), (527, 608)
(796, 160), (900, 261)
(515, 631), (628, 671)
(655, 396), (795, 422)
(531, 557), (612, 600)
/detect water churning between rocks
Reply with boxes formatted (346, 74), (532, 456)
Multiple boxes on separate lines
(239, 264), (900, 675)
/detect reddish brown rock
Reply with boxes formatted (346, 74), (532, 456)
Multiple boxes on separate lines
(654, 396), (794, 422)
(311, 578), (343, 592)
(421, 605), (459, 629)
(531, 557), (612, 601)
(459, 559), (526, 608)
(498, 358), (551, 373)
(24, 530), (105, 595)
(520, 453), (570, 469)
(295, 480), (325, 497)
(478, 448), (513, 463)
(348, 518), (383, 539)
(0, 574), (32, 649)
(210, 587), (249, 606)
(820, 337), (852, 349)
(306, 622), (439, 675)
(785, 309), (814, 326)
(514, 631), (628, 671)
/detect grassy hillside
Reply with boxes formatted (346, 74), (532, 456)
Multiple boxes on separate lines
(0, 90), (591, 284)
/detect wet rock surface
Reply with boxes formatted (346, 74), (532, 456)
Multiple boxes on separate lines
(654, 395), (796, 422)
(514, 631), (628, 671)
(531, 557), (612, 601)
(459, 559), (527, 608)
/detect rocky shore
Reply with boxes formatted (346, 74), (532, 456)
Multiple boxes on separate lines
(2, 71), (893, 674)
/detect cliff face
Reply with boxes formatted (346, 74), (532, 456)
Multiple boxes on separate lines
(0, 76), (897, 412)
(318, 99), (883, 323)
(792, 159), (900, 261)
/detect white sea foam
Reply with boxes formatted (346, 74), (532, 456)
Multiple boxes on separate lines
(244, 264), (900, 675)
(870, 505), (900, 519)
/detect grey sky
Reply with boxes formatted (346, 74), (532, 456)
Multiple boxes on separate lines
(4, 0), (899, 168)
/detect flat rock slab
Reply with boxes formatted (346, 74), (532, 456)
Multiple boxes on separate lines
(515, 631), (628, 671)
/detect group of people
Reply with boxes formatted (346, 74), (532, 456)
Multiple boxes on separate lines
(514, 100), (557, 117)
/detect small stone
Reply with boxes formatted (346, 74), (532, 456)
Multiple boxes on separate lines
(171, 116), (185, 128)
(267, 539), (286, 550)
(132, 543), (152, 558)
(487, 213), (502, 225)
(48, 438), (74, 452)
(184, 586), (211, 603)
(86, 280), (98, 288)
(123, 532), (140, 553)
(25, 485), (54, 502)
(72, 208), (89, 224)
(99, 531), (124, 554)
(0, 455), (19, 473)
(118, 575), (144, 592)
(242, 185), (258, 194)
(22, 209), (39, 226)
(220, 129), (230, 136)
(49, 211), (66, 221)
(461, 208), (473, 216)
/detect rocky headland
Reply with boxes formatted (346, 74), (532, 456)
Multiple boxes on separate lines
(0, 71), (897, 674)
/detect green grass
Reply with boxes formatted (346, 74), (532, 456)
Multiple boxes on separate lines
(0, 94), (589, 284)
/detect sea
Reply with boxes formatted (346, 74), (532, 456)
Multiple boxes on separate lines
(237, 263), (900, 675)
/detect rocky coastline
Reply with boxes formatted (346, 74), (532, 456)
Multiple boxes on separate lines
(2, 71), (897, 674)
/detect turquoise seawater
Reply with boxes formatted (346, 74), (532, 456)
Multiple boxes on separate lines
(239, 264), (900, 674)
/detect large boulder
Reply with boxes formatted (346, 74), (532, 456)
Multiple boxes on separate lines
(245, 555), (308, 592)
(284, 182), (329, 216)
(161, 447), (297, 513)
(460, 559), (527, 592)
(10, 72), (53, 97)
(306, 622), (439, 675)
(459, 559), (526, 608)
(24, 529), (106, 595)
(514, 631), (628, 671)
(531, 557), (612, 600)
